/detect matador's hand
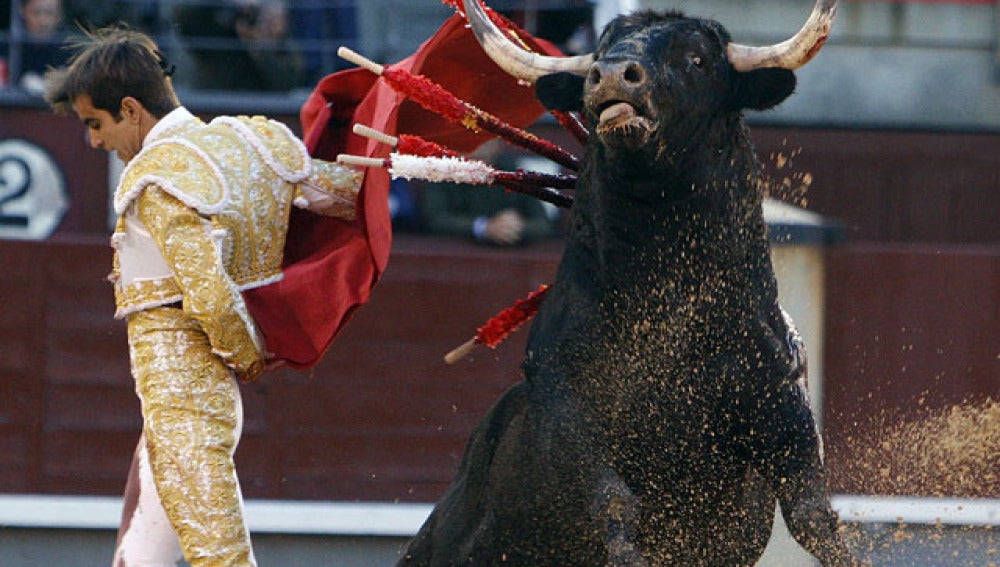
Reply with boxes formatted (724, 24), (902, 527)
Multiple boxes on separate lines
(263, 358), (286, 373)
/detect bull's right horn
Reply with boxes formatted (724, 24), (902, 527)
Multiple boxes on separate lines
(727, 0), (838, 71)
(463, 0), (593, 84)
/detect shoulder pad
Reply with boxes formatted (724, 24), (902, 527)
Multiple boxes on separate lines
(210, 115), (312, 183)
(114, 139), (229, 215)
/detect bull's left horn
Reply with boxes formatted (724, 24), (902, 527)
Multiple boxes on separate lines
(727, 0), (838, 71)
(463, 0), (593, 84)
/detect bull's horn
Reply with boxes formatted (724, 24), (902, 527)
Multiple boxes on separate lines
(463, 0), (593, 84)
(727, 0), (838, 71)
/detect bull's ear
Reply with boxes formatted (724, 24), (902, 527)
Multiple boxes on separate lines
(730, 68), (796, 111)
(535, 72), (586, 112)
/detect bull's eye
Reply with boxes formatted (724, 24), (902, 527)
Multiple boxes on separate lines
(689, 55), (704, 68)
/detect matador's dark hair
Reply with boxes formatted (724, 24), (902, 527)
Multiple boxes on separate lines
(44, 26), (180, 119)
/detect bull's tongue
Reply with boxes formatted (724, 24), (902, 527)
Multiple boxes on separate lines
(598, 102), (637, 130)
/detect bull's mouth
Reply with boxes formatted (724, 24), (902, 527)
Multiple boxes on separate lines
(594, 100), (655, 145)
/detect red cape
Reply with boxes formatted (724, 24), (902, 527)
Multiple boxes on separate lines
(244, 13), (561, 370)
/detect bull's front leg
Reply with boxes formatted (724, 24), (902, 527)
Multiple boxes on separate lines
(759, 373), (865, 567)
(590, 466), (650, 567)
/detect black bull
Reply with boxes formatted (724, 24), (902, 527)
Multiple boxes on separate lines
(399, 5), (861, 567)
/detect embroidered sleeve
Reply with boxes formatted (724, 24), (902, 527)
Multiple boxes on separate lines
(293, 160), (363, 220)
(136, 186), (264, 381)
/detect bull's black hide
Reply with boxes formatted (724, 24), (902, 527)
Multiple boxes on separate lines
(399, 7), (860, 567)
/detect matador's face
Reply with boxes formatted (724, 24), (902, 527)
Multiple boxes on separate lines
(72, 94), (147, 164)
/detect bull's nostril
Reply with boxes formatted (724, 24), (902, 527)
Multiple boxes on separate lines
(623, 63), (645, 85)
(587, 67), (602, 85)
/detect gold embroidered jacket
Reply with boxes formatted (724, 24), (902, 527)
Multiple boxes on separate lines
(110, 107), (362, 379)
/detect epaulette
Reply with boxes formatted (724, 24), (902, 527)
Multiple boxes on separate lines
(114, 137), (229, 215)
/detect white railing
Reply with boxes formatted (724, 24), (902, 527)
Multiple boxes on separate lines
(0, 494), (995, 535)
(0, 494), (432, 536)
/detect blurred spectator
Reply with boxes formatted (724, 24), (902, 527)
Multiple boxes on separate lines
(389, 177), (420, 232)
(288, 0), (356, 85)
(355, 1), (452, 65)
(420, 140), (559, 247)
(499, 0), (595, 55)
(174, 0), (304, 91)
(16, 0), (71, 94)
(63, 0), (163, 34)
(1, 0), (10, 88)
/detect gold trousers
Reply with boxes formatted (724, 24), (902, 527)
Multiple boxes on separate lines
(117, 306), (256, 567)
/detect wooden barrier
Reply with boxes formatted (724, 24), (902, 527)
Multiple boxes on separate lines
(1, 102), (995, 503)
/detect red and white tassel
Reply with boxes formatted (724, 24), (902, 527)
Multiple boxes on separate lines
(354, 124), (464, 160)
(391, 154), (494, 185)
(445, 284), (551, 364)
(338, 150), (575, 208)
(338, 46), (580, 171)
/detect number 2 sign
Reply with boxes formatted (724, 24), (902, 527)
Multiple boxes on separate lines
(0, 139), (68, 240)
